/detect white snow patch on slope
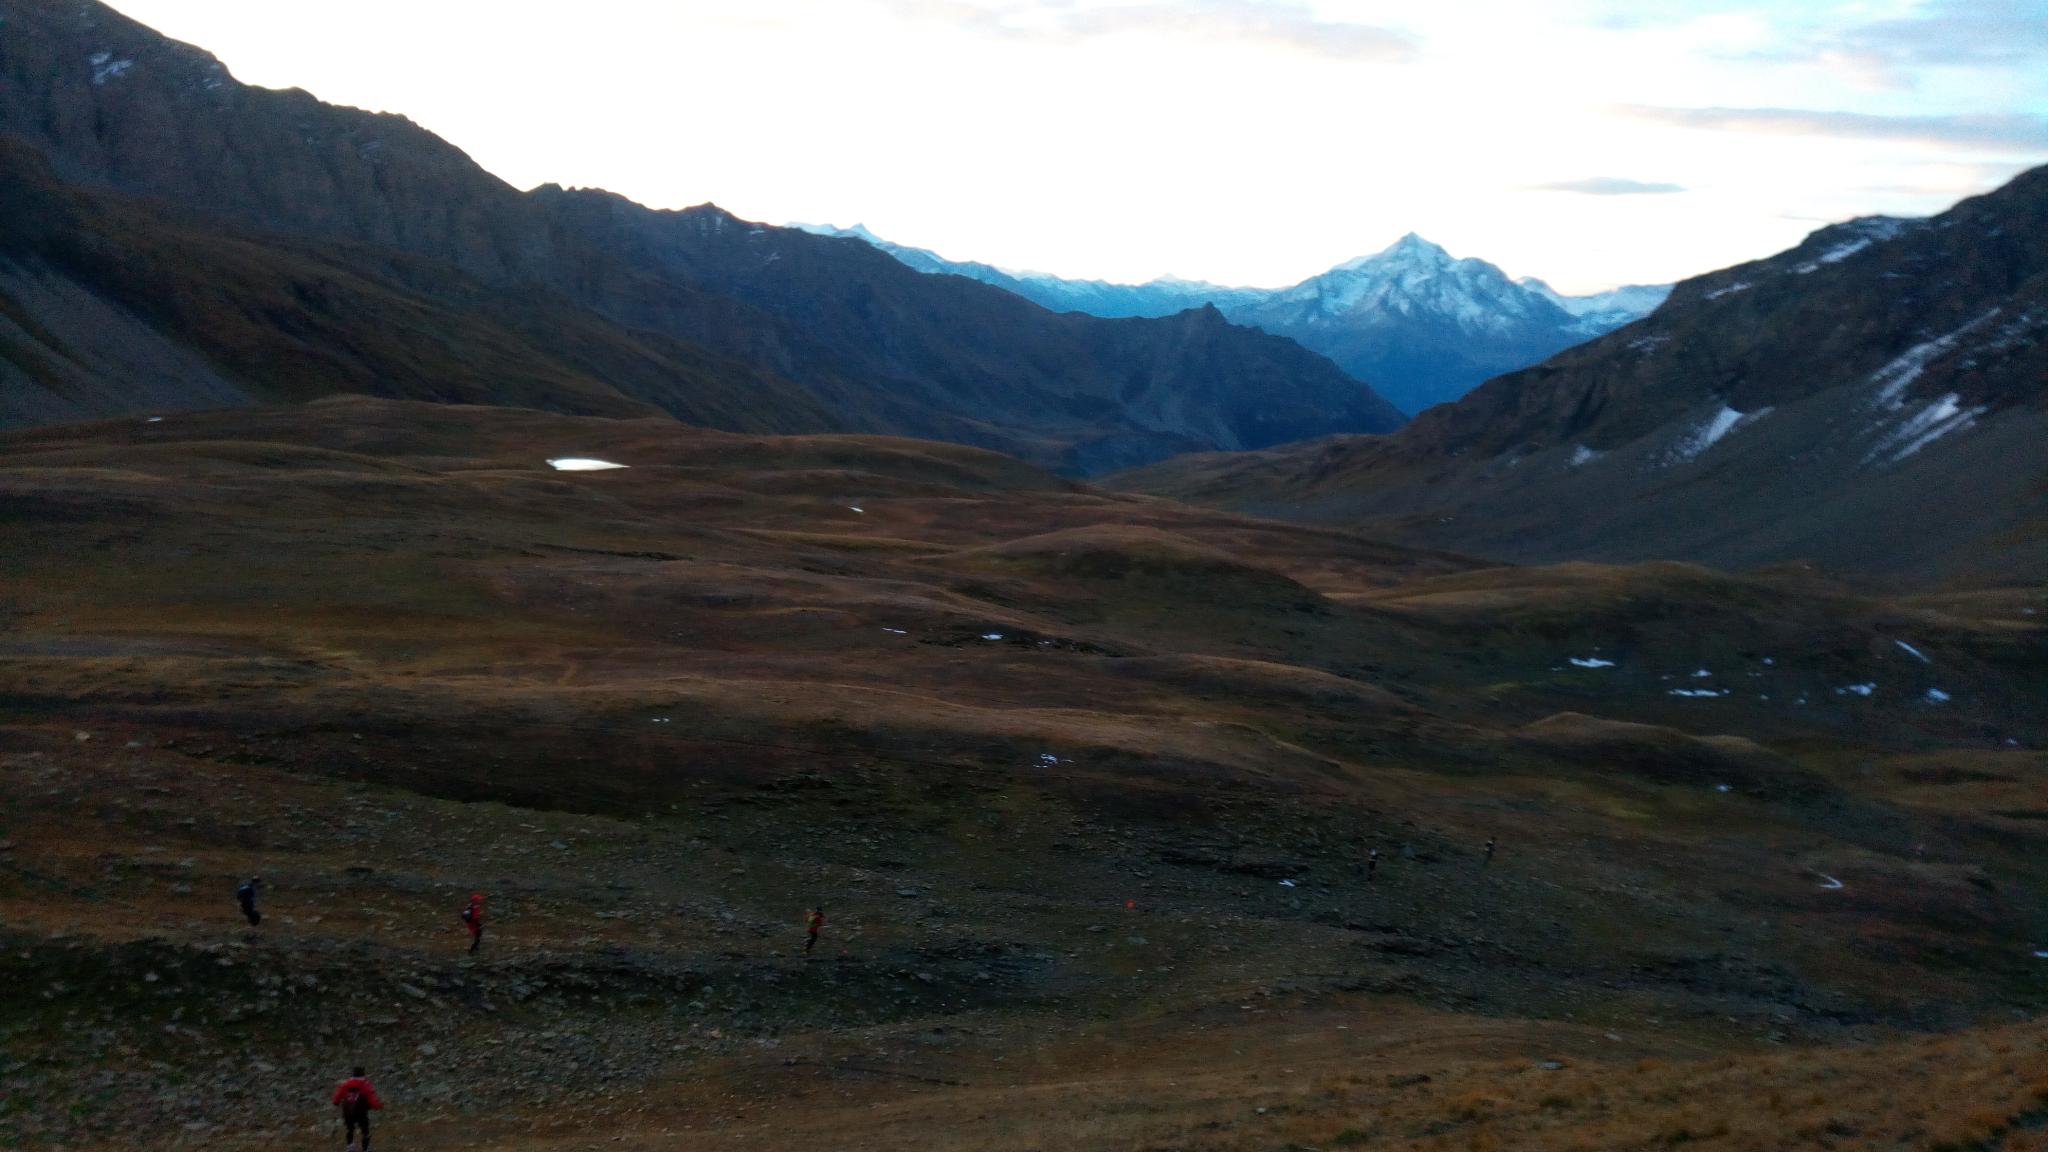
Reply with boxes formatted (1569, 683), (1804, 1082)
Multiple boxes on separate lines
(1704, 281), (1751, 300)
(1666, 406), (1770, 465)
(547, 458), (629, 471)
(1570, 657), (1615, 669)
(1669, 688), (1729, 698)
(1836, 683), (1876, 697)
(90, 54), (134, 85)
(1794, 239), (1874, 273)
(1869, 393), (1987, 464)
(1894, 640), (1929, 663)
(1569, 445), (1598, 467)
(1868, 311), (2001, 409)
(1926, 688), (1951, 703)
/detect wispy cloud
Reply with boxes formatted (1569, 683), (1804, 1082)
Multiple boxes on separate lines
(1816, 0), (2048, 76)
(1619, 105), (2048, 151)
(1530, 176), (1687, 196)
(876, 0), (1419, 62)
(1726, 0), (2048, 88)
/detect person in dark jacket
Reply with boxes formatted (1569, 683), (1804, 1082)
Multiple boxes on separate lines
(331, 1065), (383, 1151)
(236, 876), (262, 927)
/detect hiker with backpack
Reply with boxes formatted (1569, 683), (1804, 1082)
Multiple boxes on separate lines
(331, 1065), (383, 1151)
(803, 905), (825, 955)
(236, 876), (262, 926)
(461, 892), (485, 953)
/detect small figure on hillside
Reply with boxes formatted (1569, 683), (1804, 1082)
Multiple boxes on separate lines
(803, 905), (825, 955)
(1484, 837), (1497, 866)
(331, 1065), (383, 1151)
(236, 876), (262, 927)
(1366, 848), (1379, 882)
(461, 892), (486, 954)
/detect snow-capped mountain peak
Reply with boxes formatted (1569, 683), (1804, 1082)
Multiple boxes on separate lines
(798, 222), (1672, 415)
(1278, 234), (1562, 332)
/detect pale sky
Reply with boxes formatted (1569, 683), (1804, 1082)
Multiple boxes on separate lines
(107, 0), (2048, 293)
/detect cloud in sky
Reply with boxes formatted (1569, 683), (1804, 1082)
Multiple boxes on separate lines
(1620, 106), (2048, 151)
(1530, 177), (1687, 196)
(878, 0), (1420, 62)
(1796, 0), (2048, 84)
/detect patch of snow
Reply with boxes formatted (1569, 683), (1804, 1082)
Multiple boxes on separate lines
(90, 54), (134, 85)
(1762, 657), (1774, 666)
(2035, 950), (2048, 959)
(547, 458), (629, 471)
(145, 416), (163, 423)
(1869, 310), (2002, 409)
(1666, 405), (1770, 465)
(1692, 669), (1713, 678)
(1278, 879), (1297, 888)
(1669, 688), (1729, 698)
(1835, 683), (1876, 697)
(650, 717), (670, 724)
(882, 628), (907, 635)
(1893, 640), (1929, 663)
(1867, 392), (1986, 464)
(1816, 874), (1844, 891)
(981, 633), (1004, 641)
(1703, 281), (1751, 300)
(1038, 753), (1059, 765)
(1925, 688), (1951, 703)
(1570, 657), (1616, 669)
(848, 506), (864, 513)
(1569, 445), (1598, 467)
(1628, 335), (1670, 354)
(1715, 784), (1732, 793)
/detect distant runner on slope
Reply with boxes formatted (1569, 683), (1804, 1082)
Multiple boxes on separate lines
(331, 1065), (383, 1151)
(236, 876), (262, 926)
(1484, 837), (1497, 866)
(461, 892), (485, 954)
(1367, 848), (1379, 882)
(804, 905), (825, 955)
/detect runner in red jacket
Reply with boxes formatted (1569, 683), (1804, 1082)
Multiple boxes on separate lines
(461, 892), (485, 954)
(331, 1066), (383, 1151)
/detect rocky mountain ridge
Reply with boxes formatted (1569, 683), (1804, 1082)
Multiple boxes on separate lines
(1111, 165), (2048, 585)
(0, 0), (1403, 472)
(799, 224), (1671, 414)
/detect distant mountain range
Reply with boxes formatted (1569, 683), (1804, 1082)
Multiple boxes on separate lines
(0, 0), (1403, 473)
(1113, 165), (2048, 585)
(795, 225), (1670, 414)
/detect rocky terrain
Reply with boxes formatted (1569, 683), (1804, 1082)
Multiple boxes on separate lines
(0, 0), (1403, 472)
(1, 399), (2044, 1150)
(1113, 164), (2048, 585)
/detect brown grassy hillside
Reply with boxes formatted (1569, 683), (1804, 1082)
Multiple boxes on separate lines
(1, 400), (2044, 1149)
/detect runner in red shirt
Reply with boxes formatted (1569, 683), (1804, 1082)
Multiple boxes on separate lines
(331, 1066), (383, 1151)
(461, 892), (485, 954)
(803, 906), (825, 955)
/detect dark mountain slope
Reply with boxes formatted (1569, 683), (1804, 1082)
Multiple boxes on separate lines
(1113, 166), (2048, 585)
(0, 0), (1402, 471)
(0, 138), (833, 431)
